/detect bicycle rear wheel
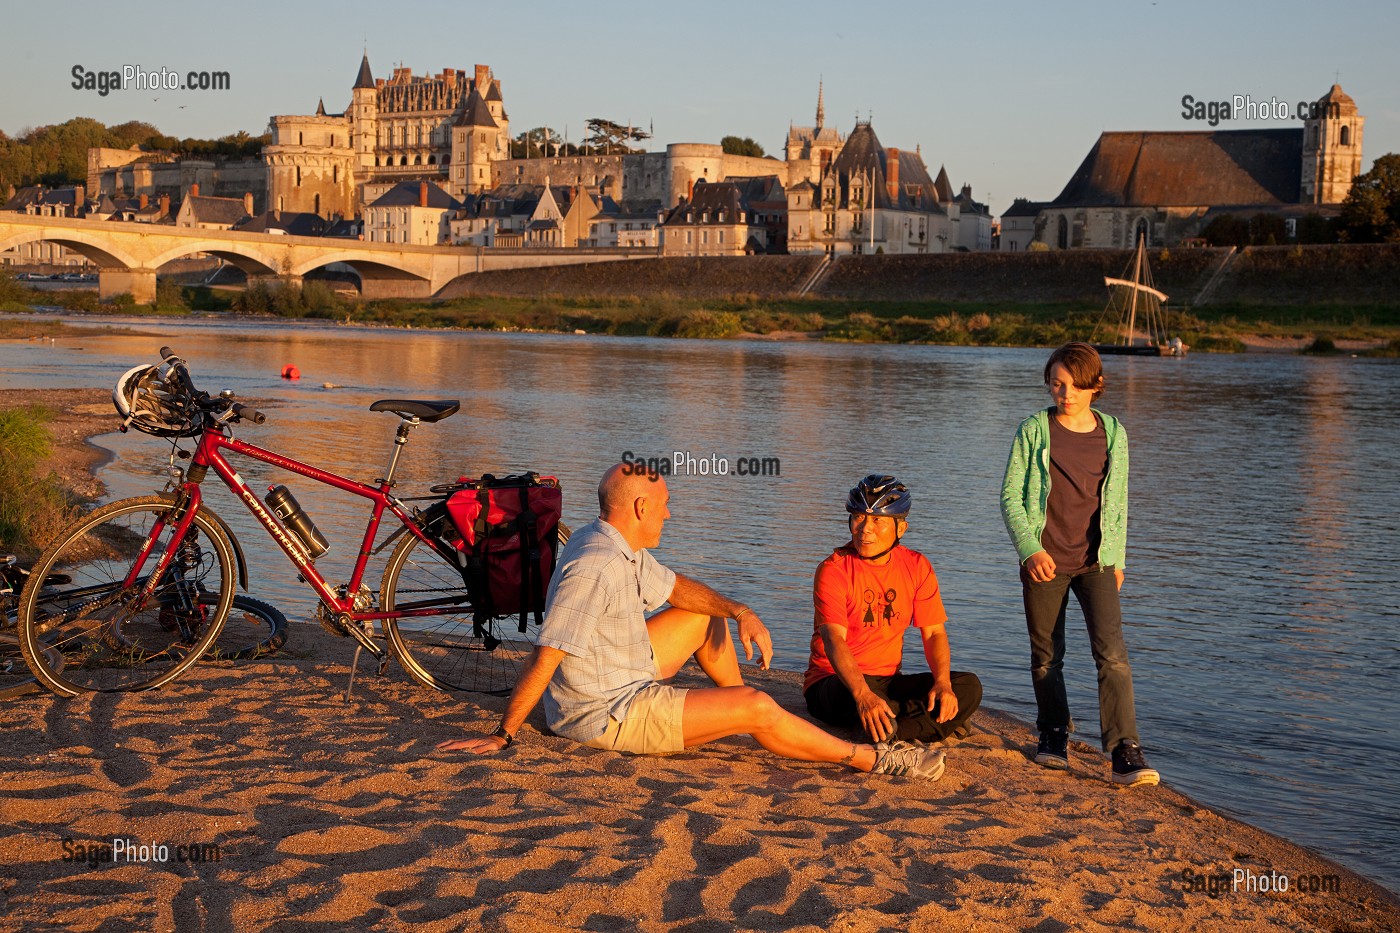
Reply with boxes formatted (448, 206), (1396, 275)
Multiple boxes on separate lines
(17, 495), (236, 695)
(203, 594), (288, 661)
(382, 522), (570, 695)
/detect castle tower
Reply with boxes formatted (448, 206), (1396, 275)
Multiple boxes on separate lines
(1302, 83), (1364, 205)
(449, 79), (505, 198)
(351, 53), (378, 174)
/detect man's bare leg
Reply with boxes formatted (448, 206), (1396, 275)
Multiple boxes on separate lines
(647, 607), (742, 686)
(681, 686), (879, 772)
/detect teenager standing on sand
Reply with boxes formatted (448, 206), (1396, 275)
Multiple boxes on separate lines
(1000, 342), (1159, 787)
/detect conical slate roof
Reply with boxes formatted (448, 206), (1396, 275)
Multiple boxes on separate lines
(933, 165), (954, 203)
(353, 54), (375, 90)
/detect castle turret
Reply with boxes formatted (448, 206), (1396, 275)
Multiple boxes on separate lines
(351, 53), (378, 174)
(1302, 84), (1364, 205)
(450, 81), (505, 198)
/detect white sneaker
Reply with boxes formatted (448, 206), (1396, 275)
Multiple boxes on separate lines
(871, 740), (946, 781)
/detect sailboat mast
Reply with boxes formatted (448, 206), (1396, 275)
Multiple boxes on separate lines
(1125, 235), (1142, 346)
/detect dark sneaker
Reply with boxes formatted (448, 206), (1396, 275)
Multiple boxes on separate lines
(1111, 740), (1160, 787)
(1034, 729), (1069, 770)
(871, 741), (946, 781)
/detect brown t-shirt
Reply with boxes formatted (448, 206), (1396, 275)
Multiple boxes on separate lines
(1042, 412), (1107, 575)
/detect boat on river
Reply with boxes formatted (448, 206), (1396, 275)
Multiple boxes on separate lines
(1091, 236), (1187, 357)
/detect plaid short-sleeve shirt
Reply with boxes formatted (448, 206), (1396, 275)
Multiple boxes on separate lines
(538, 518), (677, 742)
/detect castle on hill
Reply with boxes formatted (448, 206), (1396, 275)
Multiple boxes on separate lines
(86, 57), (989, 255)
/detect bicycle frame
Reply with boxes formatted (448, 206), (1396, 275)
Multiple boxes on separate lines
(175, 422), (462, 628)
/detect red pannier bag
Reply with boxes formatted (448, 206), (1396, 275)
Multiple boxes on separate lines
(445, 473), (562, 631)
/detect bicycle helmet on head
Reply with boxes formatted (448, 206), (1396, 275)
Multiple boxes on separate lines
(846, 474), (911, 516)
(113, 363), (200, 437)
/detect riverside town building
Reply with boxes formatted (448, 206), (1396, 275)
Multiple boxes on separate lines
(65, 58), (991, 258)
(4, 63), (1365, 267)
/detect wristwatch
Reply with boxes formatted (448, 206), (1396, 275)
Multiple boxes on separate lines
(492, 725), (515, 747)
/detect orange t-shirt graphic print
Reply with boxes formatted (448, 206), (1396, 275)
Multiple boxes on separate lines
(804, 545), (948, 691)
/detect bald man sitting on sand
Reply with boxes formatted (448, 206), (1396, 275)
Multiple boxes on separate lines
(438, 463), (948, 781)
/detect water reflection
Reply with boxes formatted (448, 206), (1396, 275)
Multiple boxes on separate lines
(2, 317), (1397, 892)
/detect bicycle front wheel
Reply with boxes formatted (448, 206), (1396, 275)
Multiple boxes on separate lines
(0, 632), (62, 700)
(382, 523), (570, 695)
(17, 495), (237, 695)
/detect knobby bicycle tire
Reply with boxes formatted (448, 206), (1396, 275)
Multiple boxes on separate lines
(381, 521), (571, 696)
(17, 495), (237, 696)
(201, 594), (289, 661)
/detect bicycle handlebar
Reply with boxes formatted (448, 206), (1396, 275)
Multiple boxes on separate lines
(156, 345), (268, 426)
(232, 402), (266, 425)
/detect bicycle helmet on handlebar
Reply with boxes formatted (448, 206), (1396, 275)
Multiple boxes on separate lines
(113, 363), (201, 437)
(845, 474), (911, 516)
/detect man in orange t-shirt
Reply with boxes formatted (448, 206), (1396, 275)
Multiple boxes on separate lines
(804, 475), (982, 744)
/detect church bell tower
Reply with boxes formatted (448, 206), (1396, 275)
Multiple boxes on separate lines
(1302, 83), (1364, 205)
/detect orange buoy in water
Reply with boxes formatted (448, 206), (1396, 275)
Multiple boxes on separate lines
(281, 365), (301, 380)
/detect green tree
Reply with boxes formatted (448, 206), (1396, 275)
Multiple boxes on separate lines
(721, 136), (765, 158)
(511, 127), (561, 158)
(0, 119), (270, 192)
(1295, 213), (1339, 244)
(1338, 153), (1400, 243)
(108, 121), (160, 148)
(1201, 213), (1249, 248)
(1250, 213), (1287, 246)
(584, 118), (649, 155)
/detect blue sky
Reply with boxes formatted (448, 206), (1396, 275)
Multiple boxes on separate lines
(3, 0), (1396, 216)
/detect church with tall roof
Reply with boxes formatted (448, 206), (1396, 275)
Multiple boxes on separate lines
(1031, 84), (1364, 249)
(779, 84), (989, 254)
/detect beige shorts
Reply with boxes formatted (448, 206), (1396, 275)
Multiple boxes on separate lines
(581, 683), (688, 755)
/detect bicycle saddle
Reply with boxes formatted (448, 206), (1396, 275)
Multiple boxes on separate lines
(369, 400), (460, 423)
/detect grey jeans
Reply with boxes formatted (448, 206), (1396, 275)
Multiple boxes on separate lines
(1021, 565), (1141, 751)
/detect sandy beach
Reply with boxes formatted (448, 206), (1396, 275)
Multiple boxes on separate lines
(2, 387), (1398, 931)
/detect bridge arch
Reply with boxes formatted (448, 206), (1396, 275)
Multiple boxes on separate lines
(145, 241), (281, 277)
(0, 229), (137, 268)
(290, 251), (430, 287)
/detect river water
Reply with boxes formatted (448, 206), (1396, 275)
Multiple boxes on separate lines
(3, 316), (1397, 892)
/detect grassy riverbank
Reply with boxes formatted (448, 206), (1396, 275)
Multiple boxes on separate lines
(0, 405), (75, 557)
(209, 289), (1400, 353)
(6, 246), (1400, 351)
(16, 284), (1400, 352)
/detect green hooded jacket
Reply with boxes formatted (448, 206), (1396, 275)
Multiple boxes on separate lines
(999, 407), (1128, 570)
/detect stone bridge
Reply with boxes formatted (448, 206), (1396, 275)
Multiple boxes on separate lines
(0, 213), (659, 303)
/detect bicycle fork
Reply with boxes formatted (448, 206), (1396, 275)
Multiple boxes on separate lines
(111, 493), (209, 649)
